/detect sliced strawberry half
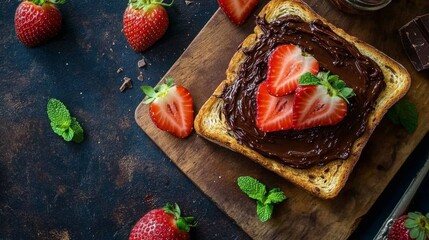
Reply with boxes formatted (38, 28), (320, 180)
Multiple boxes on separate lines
(218, 0), (259, 25)
(292, 72), (355, 130)
(293, 85), (347, 129)
(256, 81), (294, 132)
(266, 44), (319, 96)
(142, 78), (194, 138)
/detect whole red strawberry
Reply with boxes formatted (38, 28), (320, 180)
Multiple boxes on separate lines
(129, 203), (196, 240)
(141, 77), (194, 138)
(15, 0), (64, 47)
(388, 212), (429, 240)
(123, 0), (172, 52)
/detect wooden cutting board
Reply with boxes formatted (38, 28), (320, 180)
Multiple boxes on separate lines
(135, 1), (429, 239)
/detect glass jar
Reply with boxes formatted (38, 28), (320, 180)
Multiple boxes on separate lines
(328, 0), (392, 14)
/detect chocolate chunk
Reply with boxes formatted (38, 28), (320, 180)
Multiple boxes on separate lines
(120, 77), (132, 92)
(399, 14), (429, 71)
(137, 72), (144, 81)
(137, 59), (146, 68)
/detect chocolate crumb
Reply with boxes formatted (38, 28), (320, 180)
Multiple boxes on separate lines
(137, 72), (144, 81)
(120, 77), (133, 92)
(138, 59), (146, 68)
(116, 67), (124, 73)
(185, 0), (192, 5)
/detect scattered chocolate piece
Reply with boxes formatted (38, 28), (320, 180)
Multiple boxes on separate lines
(120, 77), (133, 92)
(117, 67), (124, 73)
(137, 72), (144, 81)
(185, 0), (192, 5)
(399, 14), (429, 71)
(138, 58), (146, 68)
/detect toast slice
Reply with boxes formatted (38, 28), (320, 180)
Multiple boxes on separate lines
(194, 0), (410, 199)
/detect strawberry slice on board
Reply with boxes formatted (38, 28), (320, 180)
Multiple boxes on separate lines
(292, 72), (355, 130)
(266, 44), (319, 96)
(256, 81), (294, 132)
(217, 0), (259, 25)
(141, 78), (194, 138)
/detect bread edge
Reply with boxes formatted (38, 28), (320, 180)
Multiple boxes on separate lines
(194, 0), (411, 199)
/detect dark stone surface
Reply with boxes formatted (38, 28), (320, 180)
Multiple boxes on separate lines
(0, 1), (250, 239)
(0, 1), (428, 239)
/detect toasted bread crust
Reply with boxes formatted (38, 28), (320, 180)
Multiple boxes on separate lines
(194, 0), (410, 198)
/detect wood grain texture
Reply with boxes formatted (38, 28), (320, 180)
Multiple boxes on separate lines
(135, 1), (429, 239)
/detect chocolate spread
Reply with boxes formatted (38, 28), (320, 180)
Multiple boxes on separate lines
(221, 16), (386, 168)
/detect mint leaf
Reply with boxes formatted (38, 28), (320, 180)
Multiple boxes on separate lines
(47, 98), (84, 143)
(317, 71), (330, 80)
(47, 98), (71, 128)
(327, 74), (340, 84)
(387, 107), (400, 124)
(237, 176), (287, 222)
(332, 79), (346, 89)
(387, 98), (418, 133)
(265, 188), (287, 204)
(51, 123), (67, 135)
(301, 72), (355, 103)
(256, 201), (273, 222)
(340, 87), (355, 99)
(61, 127), (74, 141)
(298, 72), (320, 85)
(70, 117), (84, 143)
(237, 176), (266, 201)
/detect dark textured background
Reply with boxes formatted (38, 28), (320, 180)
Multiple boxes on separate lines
(0, 0), (428, 239)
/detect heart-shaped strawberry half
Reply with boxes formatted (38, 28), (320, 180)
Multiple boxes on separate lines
(256, 81), (294, 132)
(292, 72), (356, 130)
(141, 78), (194, 138)
(266, 44), (319, 97)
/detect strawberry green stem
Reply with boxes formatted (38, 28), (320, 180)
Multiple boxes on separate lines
(141, 77), (175, 104)
(30, 0), (66, 6)
(129, 0), (174, 10)
(298, 72), (355, 104)
(404, 212), (429, 240)
(162, 203), (196, 232)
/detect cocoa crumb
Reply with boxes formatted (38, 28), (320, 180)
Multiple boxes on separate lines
(120, 77), (132, 92)
(137, 72), (144, 81)
(116, 67), (124, 73)
(137, 59), (146, 68)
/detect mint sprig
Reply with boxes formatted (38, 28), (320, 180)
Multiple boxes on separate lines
(237, 176), (287, 222)
(47, 98), (84, 143)
(299, 71), (356, 103)
(387, 98), (418, 133)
